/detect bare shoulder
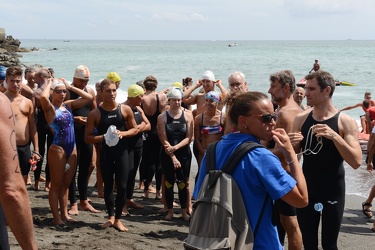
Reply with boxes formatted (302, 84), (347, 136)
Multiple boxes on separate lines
(338, 112), (358, 131)
(0, 93), (12, 117)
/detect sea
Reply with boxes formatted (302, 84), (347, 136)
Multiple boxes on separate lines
(18, 39), (375, 198)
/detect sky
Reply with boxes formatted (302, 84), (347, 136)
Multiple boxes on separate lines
(1, 0), (374, 40)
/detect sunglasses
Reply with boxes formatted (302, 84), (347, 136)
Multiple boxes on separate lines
(54, 89), (67, 94)
(247, 113), (277, 123)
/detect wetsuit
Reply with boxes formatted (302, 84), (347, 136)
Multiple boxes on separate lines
(68, 88), (93, 203)
(297, 111), (344, 250)
(49, 104), (75, 159)
(17, 143), (32, 176)
(142, 94), (162, 192)
(126, 106), (144, 200)
(35, 107), (53, 182)
(0, 205), (9, 250)
(97, 104), (129, 219)
(161, 110), (191, 209)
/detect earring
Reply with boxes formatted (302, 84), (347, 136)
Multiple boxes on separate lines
(244, 125), (248, 129)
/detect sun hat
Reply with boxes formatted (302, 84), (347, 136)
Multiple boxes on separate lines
(167, 87), (183, 99)
(74, 65), (90, 80)
(107, 72), (121, 83)
(201, 70), (215, 82)
(51, 79), (65, 90)
(128, 84), (144, 98)
(0, 66), (6, 80)
(205, 91), (220, 104)
(172, 82), (183, 89)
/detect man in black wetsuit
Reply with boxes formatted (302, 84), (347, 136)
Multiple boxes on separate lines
(66, 65), (99, 215)
(85, 79), (137, 231)
(290, 70), (362, 250)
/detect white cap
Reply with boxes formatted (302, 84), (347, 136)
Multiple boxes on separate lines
(104, 125), (119, 147)
(201, 70), (215, 81)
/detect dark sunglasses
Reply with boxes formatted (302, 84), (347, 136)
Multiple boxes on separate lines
(54, 89), (67, 94)
(248, 113), (276, 123)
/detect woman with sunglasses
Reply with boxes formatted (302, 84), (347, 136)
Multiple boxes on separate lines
(193, 91), (308, 249)
(194, 91), (224, 169)
(39, 79), (93, 226)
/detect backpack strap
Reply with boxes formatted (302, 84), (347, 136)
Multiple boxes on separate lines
(206, 141), (219, 173)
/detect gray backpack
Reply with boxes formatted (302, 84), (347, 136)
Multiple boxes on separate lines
(183, 141), (268, 250)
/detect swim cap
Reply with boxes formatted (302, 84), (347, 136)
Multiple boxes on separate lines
(74, 65), (90, 80)
(0, 66), (6, 80)
(205, 91), (220, 104)
(201, 70), (215, 82)
(51, 79), (65, 90)
(128, 84), (144, 98)
(167, 87), (183, 99)
(107, 72), (121, 83)
(172, 82), (183, 89)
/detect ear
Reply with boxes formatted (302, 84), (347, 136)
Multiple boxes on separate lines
(238, 115), (246, 128)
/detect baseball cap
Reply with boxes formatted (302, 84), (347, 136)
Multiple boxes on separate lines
(167, 87), (183, 99)
(107, 72), (121, 83)
(128, 84), (145, 98)
(172, 82), (183, 89)
(0, 66), (6, 80)
(74, 65), (90, 80)
(205, 91), (220, 104)
(201, 70), (215, 82)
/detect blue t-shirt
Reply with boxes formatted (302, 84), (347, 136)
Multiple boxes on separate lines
(193, 133), (296, 250)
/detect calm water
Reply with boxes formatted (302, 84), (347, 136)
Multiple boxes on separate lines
(18, 39), (375, 197)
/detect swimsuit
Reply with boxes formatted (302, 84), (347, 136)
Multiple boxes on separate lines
(49, 103), (75, 159)
(200, 112), (223, 135)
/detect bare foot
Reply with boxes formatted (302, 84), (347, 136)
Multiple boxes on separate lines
(26, 174), (32, 185)
(127, 200), (144, 209)
(80, 201), (100, 213)
(122, 206), (130, 216)
(113, 219), (128, 232)
(173, 201), (179, 207)
(142, 190), (149, 199)
(155, 191), (162, 200)
(39, 175), (46, 182)
(100, 220), (114, 229)
(44, 181), (51, 192)
(33, 180), (40, 191)
(181, 209), (190, 222)
(97, 192), (104, 198)
(68, 203), (79, 215)
(61, 215), (78, 222)
(165, 211), (174, 221)
(158, 207), (168, 214)
(138, 181), (145, 190)
(148, 185), (156, 193)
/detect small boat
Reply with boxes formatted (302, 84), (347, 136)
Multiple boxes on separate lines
(228, 43), (238, 47)
(340, 81), (355, 86)
(63, 40), (70, 42)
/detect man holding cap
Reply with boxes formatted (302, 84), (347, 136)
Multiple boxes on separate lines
(66, 65), (99, 215)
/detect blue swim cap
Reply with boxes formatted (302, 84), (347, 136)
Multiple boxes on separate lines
(0, 66), (6, 80)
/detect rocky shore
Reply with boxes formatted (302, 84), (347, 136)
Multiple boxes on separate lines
(0, 27), (38, 67)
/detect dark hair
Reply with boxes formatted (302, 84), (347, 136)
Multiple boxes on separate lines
(182, 77), (192, 87)
(24, 66), (36, 76)
(363, 99), (370, 109)
(6, 66), (23, 77)
(143, 76), (158, 90)
(100, 79), (115, 91)
(229, 91), (268, 126)
(305, 70), (335, 97)
(35, 68), (51, 79)
(270, 70), (296, 93)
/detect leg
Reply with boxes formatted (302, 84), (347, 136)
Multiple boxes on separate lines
(321, 199), (344, 250)
(61, 149), (78, 222)
(162, 152), (175, 220)
(100, 149), (116, 219)
(48, 145), (67, 225)
(297, 203), (320, 250)
(363, 185), (375, 218)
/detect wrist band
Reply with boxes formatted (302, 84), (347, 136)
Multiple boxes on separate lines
(32, 151), (43, 161)
(287, 155), (298, 165)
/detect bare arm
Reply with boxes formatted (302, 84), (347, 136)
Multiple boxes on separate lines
(367, 131), (375, 173)
(39, 81), (56, 124)
(194, 115), (205, 155)
(183, 80), (201, 104)
(28, 100), (40, 162)
(84, 109), (103, 144)
(340, 103), (361, 111)
(65, 84), (94, 111)
(0, 94), (37, 249)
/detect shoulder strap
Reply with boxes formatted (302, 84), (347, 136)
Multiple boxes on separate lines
(222, 141), (263, 174)
(206, 141), (219, 173)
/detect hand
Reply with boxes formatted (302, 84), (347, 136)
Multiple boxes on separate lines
(117, 130), (124, 139)
(164, 144), (176, 155)
(195, 80), (202, 88)
(172, 158), (181, 169)
(272, 128), (294, 155)
(367, 163), (373, 174)
(288, 132), (304, 146)
(75, 116), (87, 125)
(215, 79), (223, 87)
(312, 124), (337, 140)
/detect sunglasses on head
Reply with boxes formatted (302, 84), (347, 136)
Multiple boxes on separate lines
(54, 89), (67, 94)
(248, 113), (276, 123)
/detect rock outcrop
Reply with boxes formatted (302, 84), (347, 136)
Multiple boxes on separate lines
(0, 27), (38, 67)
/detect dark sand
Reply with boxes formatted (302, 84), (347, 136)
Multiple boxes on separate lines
(8, 161), (375, 249)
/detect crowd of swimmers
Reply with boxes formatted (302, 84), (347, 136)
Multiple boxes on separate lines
(0, 63), (373, 249)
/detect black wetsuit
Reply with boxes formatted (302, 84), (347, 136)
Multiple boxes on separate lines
(68, 88), (93, 203)
(297, 111), (345, 250)
(97, 104), (129, 219)
(35, 107), (53, 182)
(126, 106), (143, 200)
(17, 143), (31, 176)
(160, 110), (191, 209)
(142, 94), (162, 192)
